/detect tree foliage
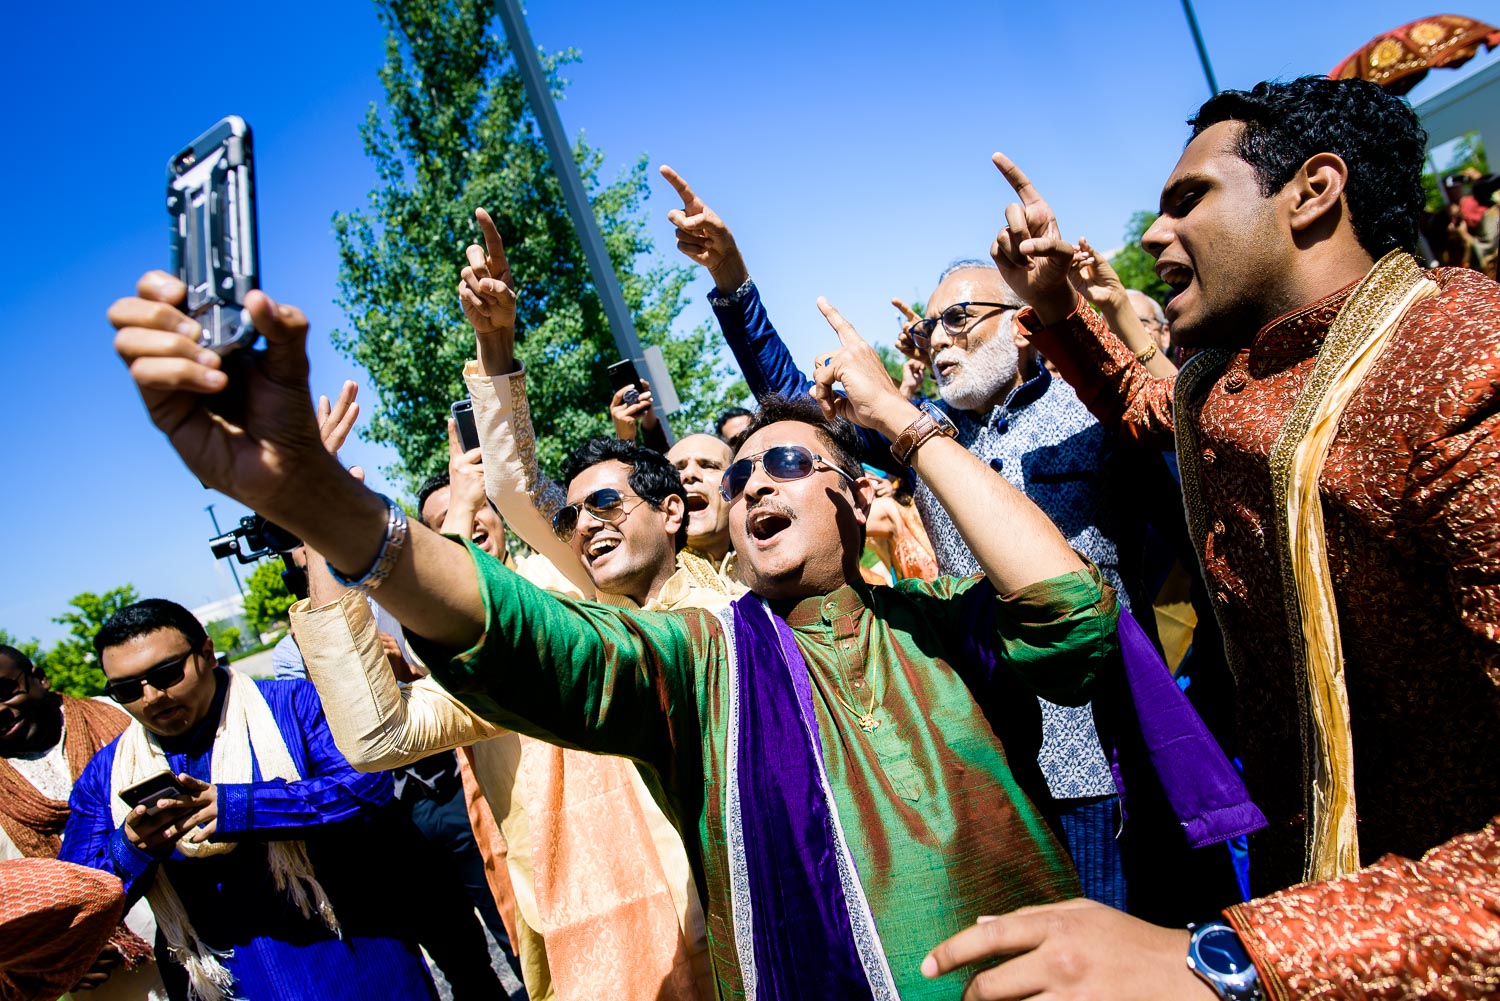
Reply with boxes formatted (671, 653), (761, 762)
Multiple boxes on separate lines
(10, 586), (142, 698)
(1422, 131), (1490, 212)
(1109, 210), (1173, 305)
(334, 0), (739, 490)
(206, 619), (243, 655)
(242, 562), (295, 638)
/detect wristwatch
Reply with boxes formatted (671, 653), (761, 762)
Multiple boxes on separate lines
(1186, 922), (1264, 1001)
(891, 400), (958, 465)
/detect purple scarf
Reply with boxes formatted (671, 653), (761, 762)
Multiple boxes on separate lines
(723, 593), (893, 1001)
(1096, 608), (1267, 847)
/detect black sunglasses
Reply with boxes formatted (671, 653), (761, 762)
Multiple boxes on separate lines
(720, 444), (857, 501)
(104, 650), (193, 705)
(552, 487), (646, 541)
(907, 301), (1015, 346)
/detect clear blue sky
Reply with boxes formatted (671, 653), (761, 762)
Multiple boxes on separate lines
(3, 1), (1494, 645)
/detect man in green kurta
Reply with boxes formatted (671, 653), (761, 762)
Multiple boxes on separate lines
(110, 262), (1118, 998)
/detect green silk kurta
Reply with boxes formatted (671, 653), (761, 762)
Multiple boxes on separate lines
(417, 545), (1119, 999)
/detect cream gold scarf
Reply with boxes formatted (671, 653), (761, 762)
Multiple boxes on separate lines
(1175, 250), (1437, 883)
(110, 669), (340, 1000)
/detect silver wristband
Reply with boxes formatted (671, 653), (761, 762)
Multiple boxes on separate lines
(326, 494), (409, 594)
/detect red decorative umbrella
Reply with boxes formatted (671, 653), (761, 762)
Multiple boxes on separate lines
(1329, 14), (1500, 95)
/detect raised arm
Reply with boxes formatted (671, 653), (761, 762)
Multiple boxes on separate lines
(990, 154), (1179, 449)
(810, 298), (1085, 590)
(454, 207), (598, 596)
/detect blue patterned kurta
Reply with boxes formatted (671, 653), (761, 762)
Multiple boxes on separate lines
(59, 673), (436, 1001)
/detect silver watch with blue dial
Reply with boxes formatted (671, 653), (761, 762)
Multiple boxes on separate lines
(1186, 922), (1264, 1001)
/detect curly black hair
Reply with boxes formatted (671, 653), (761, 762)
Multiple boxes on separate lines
(95, 599), (209, 659)
(737, 394), (865, 482)
(1189, 76), (1426, 259)
(560, 437), (688, 550)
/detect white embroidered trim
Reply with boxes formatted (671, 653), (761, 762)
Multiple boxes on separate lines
(716, 605), (759, 1000)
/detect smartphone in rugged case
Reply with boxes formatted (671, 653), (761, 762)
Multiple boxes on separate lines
(168, 116), (260, 354)
(451, 399), (481, 452)
(118, 770), (189, 815)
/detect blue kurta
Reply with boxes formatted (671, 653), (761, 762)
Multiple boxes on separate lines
(59, 672), (436, 1001)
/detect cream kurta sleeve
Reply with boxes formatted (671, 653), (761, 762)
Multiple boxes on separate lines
(463, 361), (595, 598)
(290, 590), (506, 771)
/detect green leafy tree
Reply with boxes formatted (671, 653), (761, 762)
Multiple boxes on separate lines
(242, 562), (295, 639)
(1109, 210), (1173, 305)
(206, 619), (243, 655)
(334, 0), (738, 489)
(41, 586), (140, 697)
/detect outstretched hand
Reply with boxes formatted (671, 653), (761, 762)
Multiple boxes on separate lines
(811, 298), (918, 439)
(110, 271), (331, 514)
(457, 207), (519, 376)
(921, 899), (1213, 1001)
(660, 165), (749, 294)
(990, 154), (1078, 324)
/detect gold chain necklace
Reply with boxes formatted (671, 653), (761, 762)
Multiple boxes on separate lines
(830, 686), (880, 733)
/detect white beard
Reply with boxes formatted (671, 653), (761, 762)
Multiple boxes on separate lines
(933, 330), (1020, 413)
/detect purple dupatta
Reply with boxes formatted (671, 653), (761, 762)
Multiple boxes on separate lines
(721, 593), (896, 1001)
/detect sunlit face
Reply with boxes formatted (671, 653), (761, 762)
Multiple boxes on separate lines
(566, 460), (683, 602)
(924, 268), (1024, 413)
(1142, 121), (1293, 348)
(667, 434), (732, 554)
(420, 485), (506, 559)
(727, 421), (873, 601)
(0, 652), (61, 756)
(100, 629), (219, 739)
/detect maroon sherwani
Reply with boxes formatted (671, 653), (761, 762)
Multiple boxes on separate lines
(1019, 264), (1500, 999)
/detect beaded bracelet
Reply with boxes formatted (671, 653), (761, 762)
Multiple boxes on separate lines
(1134, 342), (1159, 363)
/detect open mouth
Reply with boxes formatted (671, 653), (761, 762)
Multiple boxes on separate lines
(1155, 261), (1195, 308)
(152, 706), (186, 726)
(585, 536), (622, 560)
(746, 507), (793, 543)
(0, 715), (24, 740)
(471, 528), (490, 548)
(685, 493), (709, 513)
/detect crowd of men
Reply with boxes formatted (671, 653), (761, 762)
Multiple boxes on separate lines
(3, 74), (1499, 1001)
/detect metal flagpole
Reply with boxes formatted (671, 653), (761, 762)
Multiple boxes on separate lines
(1179, 0), (1220, 96)
(491, 0), (674, 444)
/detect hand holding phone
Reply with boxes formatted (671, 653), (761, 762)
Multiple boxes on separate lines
(120, 772), (218, 854)
(451, 399), (481, 452)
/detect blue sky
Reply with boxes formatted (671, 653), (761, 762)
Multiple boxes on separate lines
(3, 1), (1495, 644)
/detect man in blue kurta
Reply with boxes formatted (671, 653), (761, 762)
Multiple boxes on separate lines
(60, 598), (435, 1001)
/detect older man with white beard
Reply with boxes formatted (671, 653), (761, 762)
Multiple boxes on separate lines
(659, 165), (1178, 916)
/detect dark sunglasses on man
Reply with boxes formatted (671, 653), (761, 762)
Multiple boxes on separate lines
(719, 444), (857, 502)
(907, 301), (1015, 348)
(104, 650), (194, 705)
(551, 487), (647, 542)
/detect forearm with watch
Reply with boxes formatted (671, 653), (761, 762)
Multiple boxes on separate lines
(875, 397), (1084, 591)
(1186, 921), (1265, 1001)
(261, 460), (486, 652)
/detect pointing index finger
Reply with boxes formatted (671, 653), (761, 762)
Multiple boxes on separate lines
(659, 164), (700, 210)
(474, 208), (509, 270)
(816, 297), (864, 348)
(992, 152), (1044, 207)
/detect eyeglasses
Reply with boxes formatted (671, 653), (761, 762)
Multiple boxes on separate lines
(552, 487), (646, 541)
(907, 301), (1015, 347)
(104, 651), (193, 704)
(720, 444), (857, 501)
